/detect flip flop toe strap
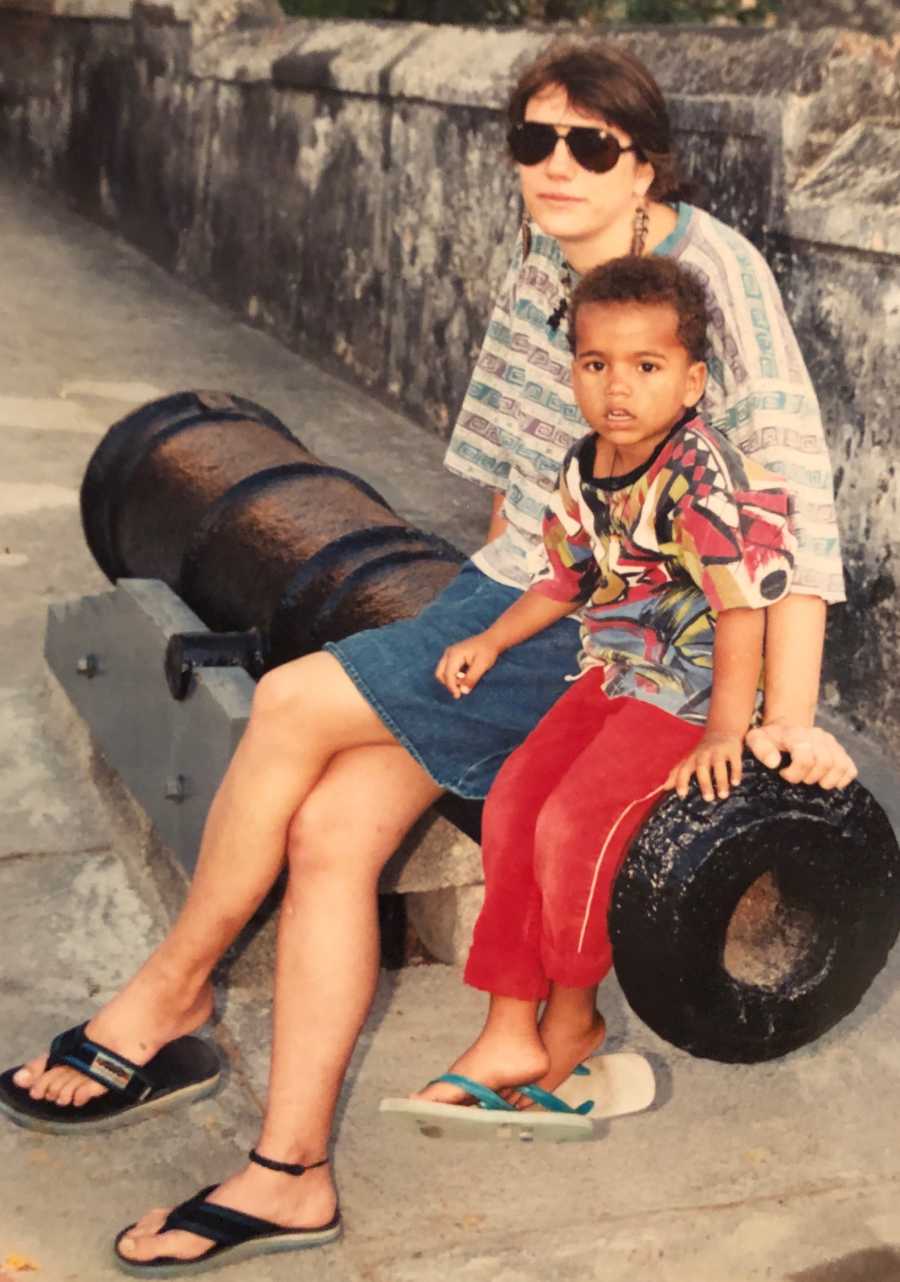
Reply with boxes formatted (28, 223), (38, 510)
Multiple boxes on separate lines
(425, 1073), (516, 1112)
(162, 1188), (334, 1248)
(46, 1024), (154, 1103)
(163, 1189), (293, 1246)
(515, 1082), (594, 1116)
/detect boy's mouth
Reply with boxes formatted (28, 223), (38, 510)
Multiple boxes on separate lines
(606, 408), (635, 422)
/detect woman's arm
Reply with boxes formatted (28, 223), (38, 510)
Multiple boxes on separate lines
(486, 491), (509, 543)
(745, 594), (857, 788)
(690, 226), (852, 786)
(668, 607), (765, 802)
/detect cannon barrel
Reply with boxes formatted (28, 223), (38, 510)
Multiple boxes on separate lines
(81, 390), (464, 668)
(76, 391), (900, 1064)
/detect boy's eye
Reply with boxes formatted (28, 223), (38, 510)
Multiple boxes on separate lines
(639, 361), (659, 374)
(584, 359), (605, 372)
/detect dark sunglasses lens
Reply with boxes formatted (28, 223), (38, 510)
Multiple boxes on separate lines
(508, 123), (624, 174)
(566, 129), (622, 173)
(508, 123), (556, 166)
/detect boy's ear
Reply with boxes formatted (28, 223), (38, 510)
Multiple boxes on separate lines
(683, 360), (707, 408)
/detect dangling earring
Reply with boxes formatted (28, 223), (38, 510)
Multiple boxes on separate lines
(520, 213), (532, 262)
(548, 264), (571, 334)
(631, 197), (650, 256)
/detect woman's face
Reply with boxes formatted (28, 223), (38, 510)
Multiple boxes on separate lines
(517, 84), (654, 254)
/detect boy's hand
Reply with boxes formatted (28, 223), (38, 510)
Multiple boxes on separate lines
(667, 731), (745, 802)
(435, 633), (501, 699)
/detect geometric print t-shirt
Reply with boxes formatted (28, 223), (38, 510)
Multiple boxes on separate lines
(531, 412), (797, 722)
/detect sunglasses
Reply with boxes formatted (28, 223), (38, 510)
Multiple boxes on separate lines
(508, 121), (638, 174)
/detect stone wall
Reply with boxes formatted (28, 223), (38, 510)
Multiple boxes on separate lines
(0, 3), (898, 753)
(781, 0), (899, 38)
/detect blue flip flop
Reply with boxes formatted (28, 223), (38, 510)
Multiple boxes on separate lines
(547, 1053), (656, 1119)
(379, 1070), (595, 1142)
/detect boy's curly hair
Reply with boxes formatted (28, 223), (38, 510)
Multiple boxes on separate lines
(569, 256), (709, 363)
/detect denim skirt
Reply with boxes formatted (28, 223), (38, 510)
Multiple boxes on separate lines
(325, 560), (581, 799)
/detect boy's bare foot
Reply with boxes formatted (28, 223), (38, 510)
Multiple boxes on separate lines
(412, 1027), (550, 1106)
(11, 967), (214, 1109)
(514, 1009), (606, 1106)
(116, 1160), (337, 1265)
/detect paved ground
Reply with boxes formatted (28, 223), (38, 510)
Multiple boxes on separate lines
(1, 170), (900, 1282)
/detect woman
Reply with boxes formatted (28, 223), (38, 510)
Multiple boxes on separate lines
(2, 40), (854, 1273)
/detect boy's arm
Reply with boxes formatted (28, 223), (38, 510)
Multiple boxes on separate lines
(435, 588), (573, 700)
(438, 446), (592, 699)
(668, 607), (765, 802)
(746, 596), (857, 789)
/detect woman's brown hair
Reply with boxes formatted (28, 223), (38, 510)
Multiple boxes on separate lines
(507, 41), (682, 203)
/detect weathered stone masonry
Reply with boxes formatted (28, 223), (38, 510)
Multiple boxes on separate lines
(0, 3), (898, 757)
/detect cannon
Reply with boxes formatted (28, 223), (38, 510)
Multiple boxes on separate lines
(80, 389), (465, 677)
(64, 391), (900, 1064)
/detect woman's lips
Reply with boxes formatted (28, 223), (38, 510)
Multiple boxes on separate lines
(537, 192), (584, 203)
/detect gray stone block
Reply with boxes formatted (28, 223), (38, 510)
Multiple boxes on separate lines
(45, 579), (253, 877)
(786, 122), (900, 256)
(380, 812), (482, 896)
(406, 882), (485, 966)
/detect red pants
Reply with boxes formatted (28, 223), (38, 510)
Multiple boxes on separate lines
(464, 669), (704, 999)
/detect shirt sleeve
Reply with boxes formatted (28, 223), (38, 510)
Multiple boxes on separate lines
(443, 237), (525, 494)
(667, 432), (797, 614)
(692, 224), (845, 603)
(531, 450), (601, 605)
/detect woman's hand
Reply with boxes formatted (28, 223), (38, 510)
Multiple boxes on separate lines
(745, 721), (857, 789)
(435, 633), (501, 699)
(667, 731), (745, 803)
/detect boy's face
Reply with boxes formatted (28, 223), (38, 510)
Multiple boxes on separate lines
(571, 300), (707, 467)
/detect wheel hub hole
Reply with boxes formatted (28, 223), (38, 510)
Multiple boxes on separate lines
(723, 871), (819, 989)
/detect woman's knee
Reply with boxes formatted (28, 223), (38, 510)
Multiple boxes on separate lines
(284, 799), (333, 878)
(284, 783), (387, 882)
(253, 656), (320, 728)
(250, 652), (372, 751)
(284, 750), (439, 880)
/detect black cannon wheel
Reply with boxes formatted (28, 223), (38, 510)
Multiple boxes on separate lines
(610, 756), (900, 1063)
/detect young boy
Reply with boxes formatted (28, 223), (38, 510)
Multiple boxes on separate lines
(407, 256), (797, 1126)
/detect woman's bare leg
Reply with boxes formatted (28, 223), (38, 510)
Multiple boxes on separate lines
(16, 652), (402, 1105)
(116, 741), (442, 1264)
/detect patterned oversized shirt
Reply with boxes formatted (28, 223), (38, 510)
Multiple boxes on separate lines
(444, 203), (844, 603)
(531, 413), (797, 722)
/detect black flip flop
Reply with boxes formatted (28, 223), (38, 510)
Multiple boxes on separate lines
(0, 1023), (221, 1134)
(113, 1164), (341, 1277)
